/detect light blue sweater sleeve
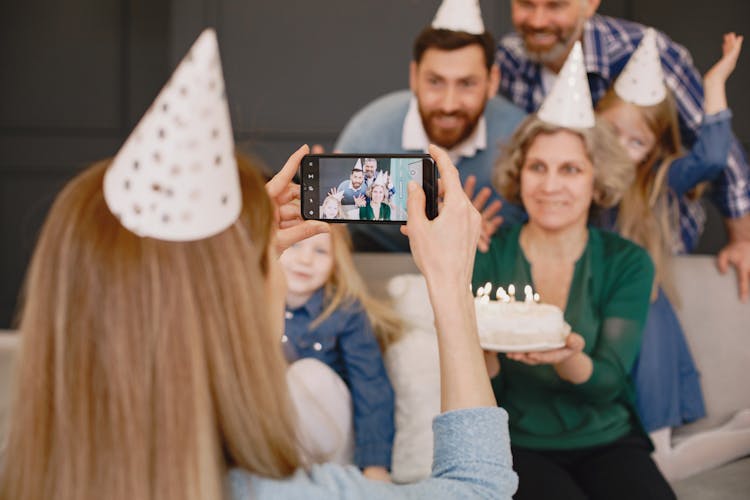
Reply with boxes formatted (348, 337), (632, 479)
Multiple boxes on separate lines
(228, 407), (517, 500)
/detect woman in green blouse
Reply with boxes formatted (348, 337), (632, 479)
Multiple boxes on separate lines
(473, 115), (675, 499)
(357, 183), (392, 221)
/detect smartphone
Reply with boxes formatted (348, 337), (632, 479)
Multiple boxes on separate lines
(300, 154), (437, 224)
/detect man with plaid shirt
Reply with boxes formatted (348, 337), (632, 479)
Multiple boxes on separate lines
(497, 0), (750, 301)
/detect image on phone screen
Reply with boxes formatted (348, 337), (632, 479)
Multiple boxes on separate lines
(301, 155), (435, 224)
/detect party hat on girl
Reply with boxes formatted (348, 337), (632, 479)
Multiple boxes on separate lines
(614, 28), (667, 106)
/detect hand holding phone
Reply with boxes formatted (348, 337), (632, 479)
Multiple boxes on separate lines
(300, 154), (437, 224)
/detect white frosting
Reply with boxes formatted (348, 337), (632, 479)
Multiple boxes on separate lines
(475, 299), (568, 346)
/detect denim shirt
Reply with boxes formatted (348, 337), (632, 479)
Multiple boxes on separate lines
(227, 407), (518, 499)
(283, 289), (395, 469)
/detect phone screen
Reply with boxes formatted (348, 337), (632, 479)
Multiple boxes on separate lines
(300, 155), (436, 224)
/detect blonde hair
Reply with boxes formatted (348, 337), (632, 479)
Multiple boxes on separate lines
(310, 225), (403, 350)
(320, 195), (344, 219)
(0, 155), (301, 500)
(597, 89), (686, 304)
(495, 115), (635, 209)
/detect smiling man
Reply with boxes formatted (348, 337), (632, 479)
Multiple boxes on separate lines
(335, 0), (526, 251)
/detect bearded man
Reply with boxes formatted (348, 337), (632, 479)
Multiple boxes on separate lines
(335, 6), (527, 251)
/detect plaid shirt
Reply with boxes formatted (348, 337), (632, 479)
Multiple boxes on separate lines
(497, 14), (750, 245)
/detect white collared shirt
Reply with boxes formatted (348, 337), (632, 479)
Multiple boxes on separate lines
(401, 96), (487, 165)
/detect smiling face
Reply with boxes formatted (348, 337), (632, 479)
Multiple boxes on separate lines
(322, 197), (340, 219)
(279, 232), (334, 304)
(598, 100), (656, 165)
(410, 45), (498, 149)
(511, 0), (599, 69)
(350, 169), (364, 189)
(520, 130), (595, 233)
(370, 184), (386, 204)
(363, 159), (377, 179)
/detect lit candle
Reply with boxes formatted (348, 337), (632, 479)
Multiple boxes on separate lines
(533, 292), (540, 303)
(496, 286), (510, 303)
(508, 284), (516, 302)
(524, 285), (533, 303)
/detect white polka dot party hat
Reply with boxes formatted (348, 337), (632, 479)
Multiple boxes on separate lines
(614, 28), (667, 106)
(432, 0), (485, 35)
(537, 41), (595, 128)
(103, 28), (240, 242)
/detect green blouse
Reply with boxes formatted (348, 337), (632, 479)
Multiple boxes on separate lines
(359, 202), (391, 221)
(473, 225), (654, 450)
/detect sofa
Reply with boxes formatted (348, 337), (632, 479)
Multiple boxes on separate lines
(0, 254), (747, 498)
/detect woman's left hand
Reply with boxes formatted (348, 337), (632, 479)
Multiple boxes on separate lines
(506, 333), (585, 365)
(265, 144), (329, 253)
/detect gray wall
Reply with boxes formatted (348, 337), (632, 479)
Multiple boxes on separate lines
(1, 0), (748, 327)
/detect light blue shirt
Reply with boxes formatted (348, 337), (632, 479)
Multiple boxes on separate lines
(228, 407), (517, 499)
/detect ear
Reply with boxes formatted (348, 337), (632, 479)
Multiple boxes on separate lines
(584, 0), (601, 18)
(487, 63), (501, 99)
(409, 61), (418, 94)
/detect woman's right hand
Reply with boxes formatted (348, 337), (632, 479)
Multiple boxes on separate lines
(402, 144), (481, 288)
(402, 145), (493, 411)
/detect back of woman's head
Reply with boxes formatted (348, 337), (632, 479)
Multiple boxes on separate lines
(313, 225), (403, 350)
(495, 114), (635, 210)
(1, 155), (301, 500)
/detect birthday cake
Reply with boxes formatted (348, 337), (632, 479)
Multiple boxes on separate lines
(474, 284), (570, 351)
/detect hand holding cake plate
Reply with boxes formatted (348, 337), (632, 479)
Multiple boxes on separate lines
(504, 333), (585, 365)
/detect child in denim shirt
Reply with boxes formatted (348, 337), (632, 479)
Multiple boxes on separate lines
(280, 225), (401, 481)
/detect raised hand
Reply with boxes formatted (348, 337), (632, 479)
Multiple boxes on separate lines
(463, 175), (504, 253)
(703, 32), (744, 114)
(353, 194), (366, 207)
(401, 144), (494, 411)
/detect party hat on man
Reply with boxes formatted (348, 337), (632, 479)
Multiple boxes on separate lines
(103, 28), (241, 242)
(614, 28), (667, 106)
(537, 41), (595, 128)
(432, 0), (485, 35)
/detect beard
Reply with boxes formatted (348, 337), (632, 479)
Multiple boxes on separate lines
(419, 104), (485, 150)
(520, 16), (585, 66)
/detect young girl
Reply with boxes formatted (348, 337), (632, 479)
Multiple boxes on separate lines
(279, 224), (402, 481)
(319, 192), (344, 219)
(597, 31), (750, 480)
